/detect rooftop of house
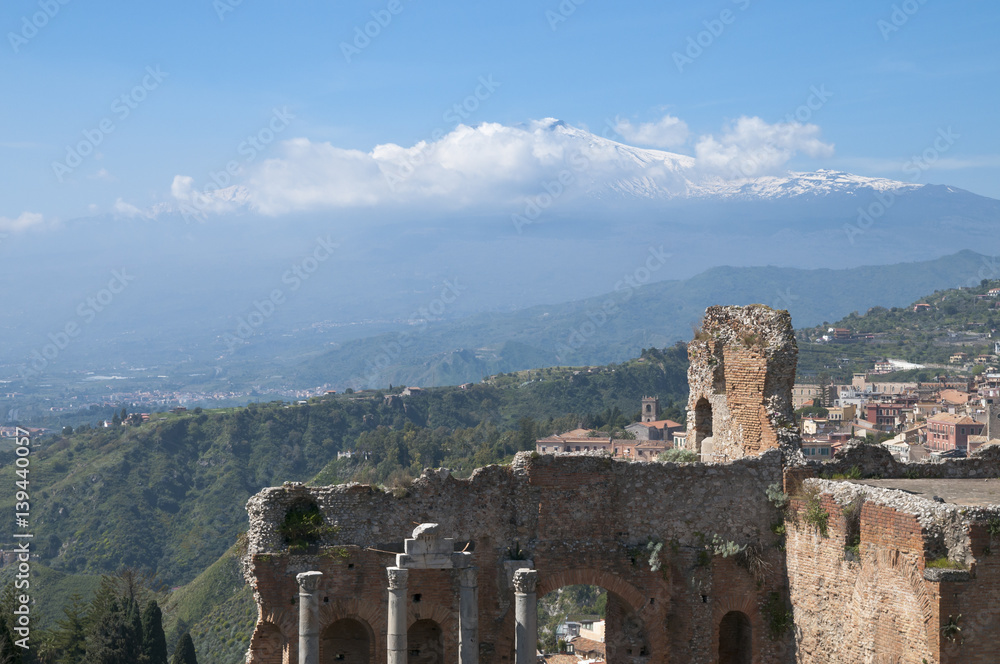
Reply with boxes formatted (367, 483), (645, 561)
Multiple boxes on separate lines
(629, 419), (682, 430)
(938, 389), (970, 405)
(927, 413), (980, 425)
(538, 429), (606, 442)
(568, 637), (606, 657)
(848, 478), (1000, 507)
(542, 655), (579, 664)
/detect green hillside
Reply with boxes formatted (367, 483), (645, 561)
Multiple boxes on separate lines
(281, 250), (995, 389)
(2, 345), (688, 587)
(796, 278), (1000, 381)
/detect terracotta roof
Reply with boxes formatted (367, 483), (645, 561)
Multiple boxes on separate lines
(641, 419), (682, 429)
(538, 429), (613, 444)
(543, 655), (578, 664)
(938, 389), (969, 405)
(928, 413), (980, 425)
(568, 637), (606, 657)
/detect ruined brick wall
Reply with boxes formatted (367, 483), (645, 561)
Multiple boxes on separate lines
(243, 303), (1000, 664)
(785, 479), (1000, 664)
(686, 305), (799, 463)
(244, 452), (790, 664)
(798, 440), (1000, 481)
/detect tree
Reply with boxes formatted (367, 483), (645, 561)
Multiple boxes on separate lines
(141, 601), (168, 664)
(51, 593), (88, 664)
(84, 597), (147, 664)
(0, 617), (22, 664)
(170, 633), (198, 664)
(0, 584), (23, 664)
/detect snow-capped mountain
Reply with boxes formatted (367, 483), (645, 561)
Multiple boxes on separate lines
(535, 120), (926, 202)
(177, 117), (951, 216)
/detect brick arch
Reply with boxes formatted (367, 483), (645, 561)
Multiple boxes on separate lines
(535, 568), (669, 664)
(247, 620), (285, 664)
(260, 606), (298, 641)
(536, 568), (647, 613)
(318, 602), (380, 664)
(319, 598), (382, 634)
(320, 616), (376, 664)
(406, 601), (456, 632)
(712, 593), (757, 620)
(713, 589), (763, 664)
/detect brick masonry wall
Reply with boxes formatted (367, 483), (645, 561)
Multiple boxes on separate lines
(686, 305), (799, 463)
(244, 451), (790, 664)
(785, 478), (1000, 664)
(799, 439), (1000, 480)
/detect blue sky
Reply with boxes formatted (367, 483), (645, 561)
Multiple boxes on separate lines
(2, 0), (999, 225)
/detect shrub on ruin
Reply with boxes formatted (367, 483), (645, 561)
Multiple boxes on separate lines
(926, 556), (964, 570)
(802, 487), (829, 537)
(736, 542), (771, 585)
(279, 502), (332, 552)
(766, 483), (789, 510)
(658, 449), (698, 463)
(941, 614), (963, 643)
(764, 591), (793, 640)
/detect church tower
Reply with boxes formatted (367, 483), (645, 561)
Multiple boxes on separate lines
(641, 396), (659, 423)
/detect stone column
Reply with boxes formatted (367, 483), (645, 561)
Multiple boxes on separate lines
(296, 571), (323, 664)
(387, 567), (409, 664)
(458, 567), (479, 664)
(513, 569), (538, 664)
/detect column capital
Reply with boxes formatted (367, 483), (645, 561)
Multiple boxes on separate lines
(512, 568), (537, 594)
(296, 571), (323, 593)
(458, 566), (478, 587)
(387, 566), (409, 589)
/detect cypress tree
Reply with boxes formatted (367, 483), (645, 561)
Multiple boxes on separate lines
(52, 593), (88, 664)
(0, 618), (23, 664)
(171, 633), (199, 664)
(141, 600), (169, 664)
(85, 597), (147, 664)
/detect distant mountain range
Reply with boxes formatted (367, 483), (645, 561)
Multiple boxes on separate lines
(1, 122), (998, 394)
(283, 250), (999, 390)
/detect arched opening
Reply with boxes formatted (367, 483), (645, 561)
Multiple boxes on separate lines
(718, 611), (751, 664)
(249, 621), (284, 664)
(408, 619), (443, 664)
(321, 618), (372, 664)
(694, 398), (713, 449)
(537, 584), (648, 664)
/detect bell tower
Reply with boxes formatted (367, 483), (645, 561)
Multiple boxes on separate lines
(641, 396), (659, 423)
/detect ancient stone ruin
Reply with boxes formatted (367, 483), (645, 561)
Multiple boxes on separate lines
(686, 305), (799, 463)
(243, 304), (1000, 664)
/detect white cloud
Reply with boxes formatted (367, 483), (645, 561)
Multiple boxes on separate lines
(167, 116), (836, 217)
(170, 175), (247, 219)
(0, 211), (46, 232)
(694, 116), (834, 178)
(112, 198), (148, 219)
(89, 168), (116, 182)
(613, 114), (690, 148)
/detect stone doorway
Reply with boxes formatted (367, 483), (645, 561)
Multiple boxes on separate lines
(408, 619), (444, 664)
(321, 618), (372, 664)
(718, 611), (751, 664)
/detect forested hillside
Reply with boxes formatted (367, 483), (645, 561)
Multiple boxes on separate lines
(796, 278), (1000, 381)
(0, 345), (688, 661)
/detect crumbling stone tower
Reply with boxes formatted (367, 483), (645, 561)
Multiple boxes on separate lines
(686, 305), (799, 462)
